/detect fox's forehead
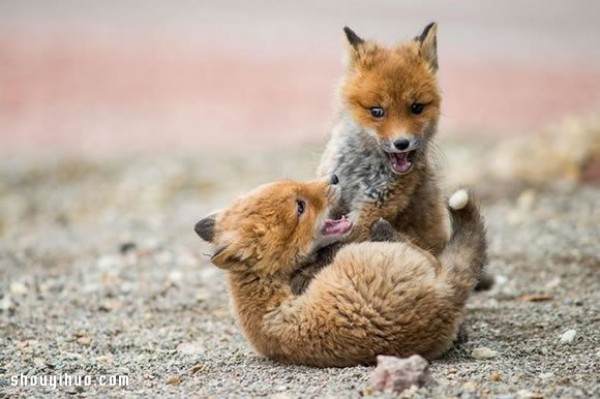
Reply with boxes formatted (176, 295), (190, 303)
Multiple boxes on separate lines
(351, 52), (438, 104)
(220, 183), (295, 221)
(218, 181), (327, 228)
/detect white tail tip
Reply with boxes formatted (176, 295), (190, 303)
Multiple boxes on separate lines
(449, 189), (469, 210)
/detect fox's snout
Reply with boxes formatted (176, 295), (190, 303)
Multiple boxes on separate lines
(393, 138), (411, 151)
(378, 136), (420, 153)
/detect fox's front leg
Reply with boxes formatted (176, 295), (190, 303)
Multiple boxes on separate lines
(348, 202), (397, 242)
(392, 180), (449, 255)
(369, 218), (404, 242)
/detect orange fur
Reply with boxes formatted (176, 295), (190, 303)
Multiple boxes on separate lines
(195, 178), (487, 367)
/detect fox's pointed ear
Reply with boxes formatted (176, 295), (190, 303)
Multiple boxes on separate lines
(417, 22), (438, 72)
(194, 213), (219, 242)
(343, 26), (364, 64)
(343, 26), (364, 49)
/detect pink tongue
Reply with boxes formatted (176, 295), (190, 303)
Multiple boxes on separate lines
(321, 218), (353, 236)
(391, 152), (412, 173)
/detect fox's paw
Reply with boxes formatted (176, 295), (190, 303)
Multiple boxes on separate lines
(370, 218), (399, 242)
(448, 189), (469, 210)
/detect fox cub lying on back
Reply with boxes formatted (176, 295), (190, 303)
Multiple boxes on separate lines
(295, 23), (492, 292)
(194, 176), (487, 367)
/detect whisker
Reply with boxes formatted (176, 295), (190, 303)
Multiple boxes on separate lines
(428, 140), (448, 170)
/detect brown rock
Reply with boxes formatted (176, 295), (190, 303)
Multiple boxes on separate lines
(368, 355), (435, 394)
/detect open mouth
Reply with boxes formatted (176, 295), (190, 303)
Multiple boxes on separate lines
(321, 215), (353, 236)
(386, 150), (417, 175)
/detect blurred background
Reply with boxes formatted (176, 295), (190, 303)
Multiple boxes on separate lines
(1, 0), (600, 156)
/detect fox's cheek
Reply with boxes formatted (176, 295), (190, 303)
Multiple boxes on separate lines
(364, 128), (379, 140)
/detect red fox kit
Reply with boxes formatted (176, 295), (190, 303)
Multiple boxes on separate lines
(319, 23), (447, 249)
(194, 176), (487, 367)
(306, 23), (492, 291)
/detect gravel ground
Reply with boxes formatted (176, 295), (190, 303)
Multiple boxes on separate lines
(0, 142), (599, 398)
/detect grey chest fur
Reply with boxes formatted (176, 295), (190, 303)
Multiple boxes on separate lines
(330, 132), (397, 209)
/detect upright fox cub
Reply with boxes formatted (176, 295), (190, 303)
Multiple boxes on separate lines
(296, 23), (493, 292)
(319, 23), (447, 250)
(195, 176), (487, 367)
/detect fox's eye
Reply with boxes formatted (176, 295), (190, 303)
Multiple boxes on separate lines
(370, 107), (385, 118)
(410, 103), (425, 115)
(296, 199), (305, 216)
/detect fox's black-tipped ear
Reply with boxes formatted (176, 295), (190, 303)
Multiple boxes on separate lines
(343, 26), (364, 49)
(195, 214), (217, 242)
(417, 22), (438, 72)
(343, 26), (365, 66)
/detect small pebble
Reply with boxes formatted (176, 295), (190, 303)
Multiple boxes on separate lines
(539, 372), (554, 380)
(97, 255), (119, 271)
(195, 289), (209, 302)
(119, 241), (137, 254)
(472, 347), (499, 359)
(462, 381), (477, 391)
(559, 329), (576, 344)
(517, 390), (544, 399)
(167, 375), (182, 385)
(494, 275), (509, 286)
(0, 296), (15, 312)
(544, 277), (561, 289)
(77, 336), (92, 346)
(177, 341), (205, 355)
(10, 282), (29, 295)
(96, 355), (113, 364)
(168, 270), (184, 284)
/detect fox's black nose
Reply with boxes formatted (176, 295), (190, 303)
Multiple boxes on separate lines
(393, 139), (411, 151)
(330, 174), (339, 185)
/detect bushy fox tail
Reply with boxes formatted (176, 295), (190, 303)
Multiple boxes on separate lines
(439, 189), (488, 305)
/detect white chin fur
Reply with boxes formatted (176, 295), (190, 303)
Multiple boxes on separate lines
(449, 189), (469, 210)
